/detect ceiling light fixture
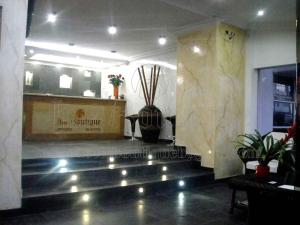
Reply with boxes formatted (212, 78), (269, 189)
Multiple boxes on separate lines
(25, 40), (130, 61)
(108, 25), (117, 35)
(257, 10), (265, 16)
(158, 36), (167, 45)
(30, 54), (113, 69)
(47, 13), (57, 23)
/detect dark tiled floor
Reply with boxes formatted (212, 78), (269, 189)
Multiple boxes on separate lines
(0, 182), (247, 225)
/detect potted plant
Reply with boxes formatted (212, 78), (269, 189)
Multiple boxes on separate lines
(235, 124), (296, 178)
(108, 74), (124, 99)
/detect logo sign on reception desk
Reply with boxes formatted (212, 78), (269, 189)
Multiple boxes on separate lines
(23, 94), (125, 140)
(31, 102), (121, 134)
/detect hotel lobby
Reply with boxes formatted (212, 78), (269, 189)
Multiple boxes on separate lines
(0, 0), (299, 224)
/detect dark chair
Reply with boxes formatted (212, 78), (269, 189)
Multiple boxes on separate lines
(125, 114), (139, 141)
(230, 148), (258, 214)
(165, 115), (176, 146)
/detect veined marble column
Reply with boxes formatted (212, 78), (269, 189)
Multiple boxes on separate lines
(0, 0), (28, 209)
(176, 23), (245, 179)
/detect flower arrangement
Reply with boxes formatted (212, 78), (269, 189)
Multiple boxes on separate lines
(235, 123), (296, 166)
(108, 74), (124, 86)
(235, 123), (296, 177)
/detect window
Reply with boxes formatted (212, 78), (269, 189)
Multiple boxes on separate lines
(257, 65), (296, 133)
(59, 74), (72, 89)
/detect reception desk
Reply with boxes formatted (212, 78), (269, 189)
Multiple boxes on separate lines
(23, 94), (126, 141)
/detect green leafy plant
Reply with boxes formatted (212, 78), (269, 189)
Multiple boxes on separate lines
(235, 124), (296, 167)
(108, 74), (124, 86)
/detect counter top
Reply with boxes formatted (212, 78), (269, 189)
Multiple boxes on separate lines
(24, 93), (126, 102)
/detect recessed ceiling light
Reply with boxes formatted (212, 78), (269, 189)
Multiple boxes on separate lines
(158, 36), (167, 45)
(108, 25), (117, 35)
(29, 49), (34, 54)
(47, 13), (57, 23)
(257, 10), (265, 16)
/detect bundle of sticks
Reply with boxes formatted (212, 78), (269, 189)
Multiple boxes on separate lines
(137, 65), (161, 106)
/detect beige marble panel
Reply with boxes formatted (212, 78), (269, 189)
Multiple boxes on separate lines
(176, 23), (245, 178)
(214, 23), (245, 178)
(176, 26), (217, 168)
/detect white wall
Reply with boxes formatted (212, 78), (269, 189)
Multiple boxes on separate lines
(245, 27), (296, 133)
(101, 62), (176, 140)
(0, 0), (27, 209)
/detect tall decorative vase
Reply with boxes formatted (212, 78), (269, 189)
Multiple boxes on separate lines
(113, 85), (119, 99)
(138, 105), (162, 143)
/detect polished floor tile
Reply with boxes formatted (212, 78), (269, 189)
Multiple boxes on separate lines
(0, 182), (247, 225)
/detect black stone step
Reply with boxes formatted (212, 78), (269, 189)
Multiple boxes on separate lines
(22, 159), (201, 188)
(21, 168), (214, 213)
(22, 148), (189, 170)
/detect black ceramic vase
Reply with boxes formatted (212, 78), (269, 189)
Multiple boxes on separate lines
(138, 105), (162, 143)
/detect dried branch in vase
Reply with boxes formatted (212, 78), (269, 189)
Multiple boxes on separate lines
(137, 65), (161, 106)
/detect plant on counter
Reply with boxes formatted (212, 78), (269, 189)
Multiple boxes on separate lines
(108, 74), (124, 86)
(235, 123), (296, 178)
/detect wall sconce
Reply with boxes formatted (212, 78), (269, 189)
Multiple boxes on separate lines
(83, 90), (95, 97)
(59, 74), (72, 89)
(25, 71), (34, 86)
(84, 71), (91, 77)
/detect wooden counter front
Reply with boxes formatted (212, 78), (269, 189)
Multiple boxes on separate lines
(23, 94), (126, 141)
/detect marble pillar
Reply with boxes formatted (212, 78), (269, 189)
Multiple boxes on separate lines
(0, 0), (28, 209)
(176, 23), (245, 179)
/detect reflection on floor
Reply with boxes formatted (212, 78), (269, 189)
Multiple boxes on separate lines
(0, 183), (247, 225)
(22, 139), (175, 159)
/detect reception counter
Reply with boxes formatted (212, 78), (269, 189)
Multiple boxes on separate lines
(23, 94), (126, 141)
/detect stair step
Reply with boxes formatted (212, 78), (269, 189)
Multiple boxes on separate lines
(21, 169), (214, 212)
(22, 160), (201, 188)
(22, 148), (188, 170)
(23, 169), (211, 198)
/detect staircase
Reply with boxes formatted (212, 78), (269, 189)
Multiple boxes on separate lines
(20, 147), (214, 213)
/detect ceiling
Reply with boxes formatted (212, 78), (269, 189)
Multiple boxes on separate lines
(25, 0), (296, 68)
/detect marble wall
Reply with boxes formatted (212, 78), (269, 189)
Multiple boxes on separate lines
(0, 0), (28, 209)
(176, 23), (245, 179)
